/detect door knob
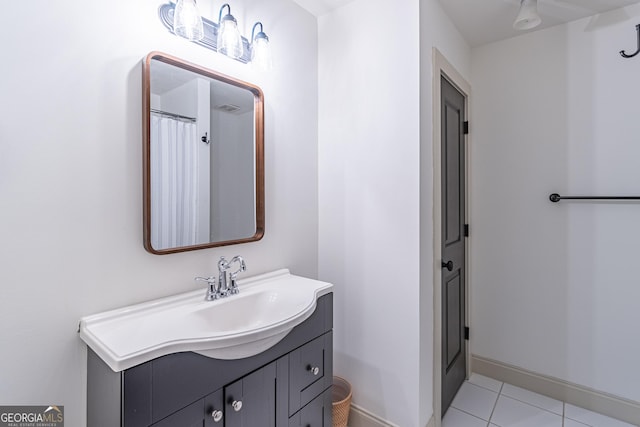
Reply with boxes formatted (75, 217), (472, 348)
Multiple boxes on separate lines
(307, 365), (320, 376)
(232, 400), (243, 412)
(211, 409), (223, 422)
(442, 260), (453, 271)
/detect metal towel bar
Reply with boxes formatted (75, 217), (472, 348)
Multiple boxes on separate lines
(549, 193), (640, 203)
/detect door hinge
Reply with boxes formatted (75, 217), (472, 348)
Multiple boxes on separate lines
(464, 327), (469, 340)
(464, 224), (469, 237)
(463, 121), (469, 135)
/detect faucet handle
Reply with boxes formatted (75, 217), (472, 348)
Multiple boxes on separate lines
(229, 272), (240, 295)
(228, 256), (246, 295)
(195, 276), (218, 300)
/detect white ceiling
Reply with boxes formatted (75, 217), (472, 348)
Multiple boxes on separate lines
(292, 0), (640, 47)
(439, 0), (640, 47)
(291, 0), (355, 17)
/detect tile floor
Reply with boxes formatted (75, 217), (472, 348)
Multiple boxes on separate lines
(443, 374), (637, 427)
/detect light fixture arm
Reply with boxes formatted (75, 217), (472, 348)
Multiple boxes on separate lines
(218, 3), (231, 24)
(251, 22), (264, 41)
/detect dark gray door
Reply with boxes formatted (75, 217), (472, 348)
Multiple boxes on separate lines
(225, 362), (277, 427)
(441, 76), (467, 415)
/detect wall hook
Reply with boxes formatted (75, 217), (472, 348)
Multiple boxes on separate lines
(201, 132), (210, 144)
(620, 24), (640, 58)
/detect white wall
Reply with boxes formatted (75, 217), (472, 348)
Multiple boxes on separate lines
(195, 78), (212, 243)
(0, 0), (317, 425)
(210, 110), (255, 241)
(470, 4), (640, 402)
(318, 0), (470, 425)
(318, 1), (421, 424)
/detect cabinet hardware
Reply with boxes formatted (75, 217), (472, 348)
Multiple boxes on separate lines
(307, 365), (320, 376)
(211, 409), (223, 422)
(232, 400), (243, 412)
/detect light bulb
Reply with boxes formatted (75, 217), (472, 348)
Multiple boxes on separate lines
(173, 0), (204, 41)
(217, 12), (243, 59)
(251, 33), (272, 71)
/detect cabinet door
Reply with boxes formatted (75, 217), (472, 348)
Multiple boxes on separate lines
(151, 398), (205, 427)
(204, 389), (225, 427)
(288, 388), (332, 427)
(225, 362), (277, 427)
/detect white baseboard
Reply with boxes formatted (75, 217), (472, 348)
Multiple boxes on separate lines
(347, 404), (434, 427)
(472, 354), (640, 425)
(348, 404), (397, 427)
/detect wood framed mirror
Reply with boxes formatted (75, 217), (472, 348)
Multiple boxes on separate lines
(142, 52), (264, 254)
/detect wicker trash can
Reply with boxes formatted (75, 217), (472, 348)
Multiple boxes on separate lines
(332, 376), (352, 427)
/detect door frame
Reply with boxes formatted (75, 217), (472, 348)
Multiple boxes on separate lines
(432, 48), (472, 426)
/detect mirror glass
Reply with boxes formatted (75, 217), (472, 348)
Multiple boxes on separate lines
(143, 52), (264, 254)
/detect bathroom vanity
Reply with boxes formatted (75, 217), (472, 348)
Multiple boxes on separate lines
(81, 270), (333, 427)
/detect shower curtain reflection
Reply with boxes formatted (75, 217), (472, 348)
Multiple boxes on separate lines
(150, 113), (200, 250)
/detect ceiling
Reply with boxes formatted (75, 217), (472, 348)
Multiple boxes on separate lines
(439, 0), (640, 47)
(150, 60), (254, 114)
(291, 0), (355, 17)
(292, 0), (640, 47)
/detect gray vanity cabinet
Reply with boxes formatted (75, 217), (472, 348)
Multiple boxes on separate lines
(87, 294), (333, 427)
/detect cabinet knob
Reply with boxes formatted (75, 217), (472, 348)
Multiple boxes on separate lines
(307, 365), (320, 376)
(232, 400), (243, 412)
(211, 409), (223, 422)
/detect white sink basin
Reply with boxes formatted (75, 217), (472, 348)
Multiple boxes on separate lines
(79, 269), (333, 372)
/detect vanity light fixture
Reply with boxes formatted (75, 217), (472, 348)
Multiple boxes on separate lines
(513, 0), (542, 30)
(159, 2), (272, 68)
(250, 22), (272, 71)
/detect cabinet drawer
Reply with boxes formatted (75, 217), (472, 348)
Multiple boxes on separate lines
(288, 331), (333, 416)
(288, 388), (332, 427)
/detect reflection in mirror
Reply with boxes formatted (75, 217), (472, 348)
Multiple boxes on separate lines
(143, 52), (264, 254)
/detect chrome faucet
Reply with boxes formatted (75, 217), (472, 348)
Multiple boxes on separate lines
(196, 256), (246, 301)
(216, 255), (247, 298)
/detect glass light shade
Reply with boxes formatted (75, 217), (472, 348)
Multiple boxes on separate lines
(251, 34), (272, 71)
(513, 0), (541, 30)
(173, 0), (204, 41)
(217, 16), (243, 59)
